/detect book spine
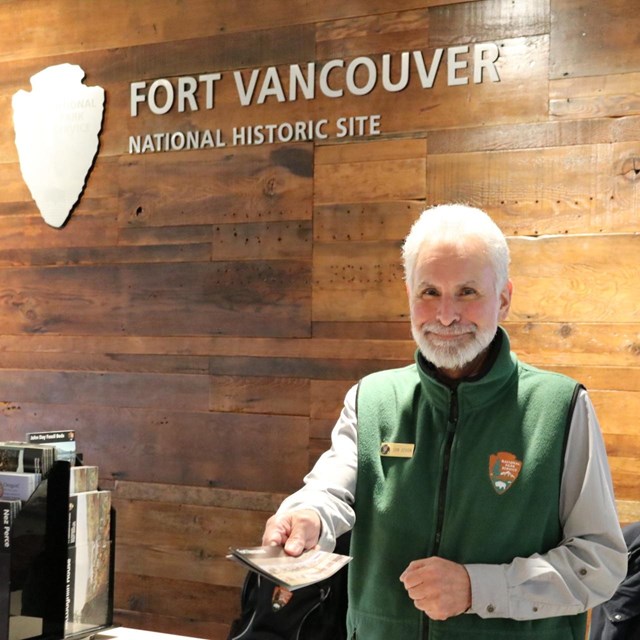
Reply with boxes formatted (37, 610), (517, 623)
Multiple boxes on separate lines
(0, 504), (11, 640)
(65, 553), (75, 625)
(68, 494), (77, 546)
(65, 494), (78, 628)
(1, 505), (10, 553)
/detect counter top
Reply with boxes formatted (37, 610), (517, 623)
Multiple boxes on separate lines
(96, 627), (201, 640)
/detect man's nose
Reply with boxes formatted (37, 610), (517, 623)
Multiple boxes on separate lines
(436, 297), (460, 326)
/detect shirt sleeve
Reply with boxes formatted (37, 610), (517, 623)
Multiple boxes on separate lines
(276, 384), (359, 551)
(465, 388), (628, 620)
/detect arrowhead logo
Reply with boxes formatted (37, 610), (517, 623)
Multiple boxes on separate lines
(12, 63), (105, 228)
(489, 451), (522, 495)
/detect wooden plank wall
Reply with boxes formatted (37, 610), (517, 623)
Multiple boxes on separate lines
(0, 0), (637, 637)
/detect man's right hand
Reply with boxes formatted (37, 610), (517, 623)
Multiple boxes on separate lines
(262, 509), (322, 556)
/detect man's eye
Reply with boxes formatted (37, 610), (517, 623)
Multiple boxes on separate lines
(420, 288), (439, 297)
(460, 288), (477, 296)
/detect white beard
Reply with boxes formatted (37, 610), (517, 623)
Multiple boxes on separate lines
(411, 322), (496, 372)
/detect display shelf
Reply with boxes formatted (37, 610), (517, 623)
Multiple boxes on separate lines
(0, 460), (115, 640)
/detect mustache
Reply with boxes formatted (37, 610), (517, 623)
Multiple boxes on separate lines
(419, 323), (477, 335)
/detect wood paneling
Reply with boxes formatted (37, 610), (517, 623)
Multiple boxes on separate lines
(0, 1), (638, 638)
(549, 0), (640, 79)
(427, 144), (640, 234)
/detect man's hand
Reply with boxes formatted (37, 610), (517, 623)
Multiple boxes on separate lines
(400, 557), (471, 620)
(262, 509), (322, 557)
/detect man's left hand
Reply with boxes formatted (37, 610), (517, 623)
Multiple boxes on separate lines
(400, 557), (471, 620)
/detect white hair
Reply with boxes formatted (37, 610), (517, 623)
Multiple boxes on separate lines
(402, 204), (510, 293)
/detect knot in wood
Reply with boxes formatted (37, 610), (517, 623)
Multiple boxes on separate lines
(621, 157), (640, 181)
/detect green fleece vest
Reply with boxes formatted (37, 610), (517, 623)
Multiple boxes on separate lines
(347, 329), (586, 640)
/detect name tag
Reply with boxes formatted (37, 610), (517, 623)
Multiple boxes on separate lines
(380, 442), (415, 458)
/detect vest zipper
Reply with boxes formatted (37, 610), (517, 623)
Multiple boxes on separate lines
(433, 388), (458, 554)
(423, 388), (459, 640)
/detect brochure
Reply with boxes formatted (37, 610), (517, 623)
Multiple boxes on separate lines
(226, 545), (351, 590)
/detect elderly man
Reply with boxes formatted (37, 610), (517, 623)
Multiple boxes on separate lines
(262, 204), (626, 639)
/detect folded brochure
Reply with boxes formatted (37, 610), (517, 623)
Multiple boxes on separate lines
(227, 544), (352, 590)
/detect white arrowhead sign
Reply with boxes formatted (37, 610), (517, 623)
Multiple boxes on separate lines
(12, 63), (105, 228)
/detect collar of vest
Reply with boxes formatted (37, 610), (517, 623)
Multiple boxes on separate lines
(414, 326), (517, 409)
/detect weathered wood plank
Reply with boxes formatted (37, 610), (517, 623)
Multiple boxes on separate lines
(427, 117), (640, 153)
(590, 391), (640, 436)
(310, 380), (354, 419)
(505, 322), (640, 369)
(0, 211), (120, 256)
(0, 352), (209, 374)
(550, 0), (640, 79)
(118, 145), (313, 228)
(550, 73), (640, 119)
(312, 321), (413, 340)
(210, 375), (310, 415)
(112, 480), (287, 512)
(316, 9), (430, 59)
(0, 260), (311, 336)
(426, 144), (640, 234)
(0, 333), (415, 359)
(0, 244), (211, 267)
(315, 139), (427, 204)
(0, 0), (476, 62)
(508, 235), (639, 323)
(607, 457), (640, 502)
(113, 498), (268, 554)
(0, 402), (309, 493)
(310, 418), (339, 442)
(536, 365), (640, 393)
(0, 325), (635, 368)
(314, 201), (425, 242)
(603, 434), (640, 461)
(115, 573), (240, 628)
(209, 355), (410, 381)
(212, 220), (312, 261)
(429, 0), (549, 44)
(313, 240), (405, 322)
(118, 225), (214, 247)
(114, 537), (249, 588)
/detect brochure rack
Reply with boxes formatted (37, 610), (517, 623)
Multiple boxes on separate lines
(0, 460), (115, 640)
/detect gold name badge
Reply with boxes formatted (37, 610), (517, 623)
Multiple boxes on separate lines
(380, 442), (415, 458)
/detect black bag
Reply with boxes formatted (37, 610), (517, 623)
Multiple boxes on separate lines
(227, 534), (350, 640)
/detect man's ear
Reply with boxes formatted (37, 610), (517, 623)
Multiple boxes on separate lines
(498, 280), (513, 321)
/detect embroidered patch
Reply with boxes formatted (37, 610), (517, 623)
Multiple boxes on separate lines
(489, 451), (522, 494)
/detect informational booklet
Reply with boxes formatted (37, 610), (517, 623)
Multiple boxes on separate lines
(226, 545), (351, 590)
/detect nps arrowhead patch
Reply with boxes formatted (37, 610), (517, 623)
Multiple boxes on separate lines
(489, 451), (523, 495)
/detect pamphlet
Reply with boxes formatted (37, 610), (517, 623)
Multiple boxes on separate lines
(226, 545), (351, 590)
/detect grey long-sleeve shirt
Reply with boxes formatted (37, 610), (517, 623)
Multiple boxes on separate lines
(278, 385), (627, 620)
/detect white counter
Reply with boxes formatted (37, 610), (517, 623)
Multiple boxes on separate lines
(96, 628), (201, 640)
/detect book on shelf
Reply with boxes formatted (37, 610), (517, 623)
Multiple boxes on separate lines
(1, 500), (20, 554)
(65, 490), (112, 635)
(69, 466), (99, 494)
(68, 491), (111, 547)
(226, 545), (352, 591)
(26, 430), (77, 465)
(0, 472), (41, 502)
(0, 442), (55, 476)
(0, 499), (21, 552)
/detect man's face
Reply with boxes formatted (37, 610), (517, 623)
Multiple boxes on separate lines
(407, 237), (512, 378)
